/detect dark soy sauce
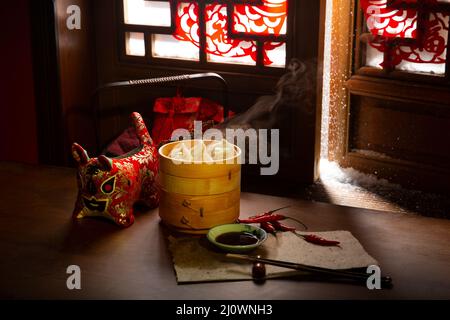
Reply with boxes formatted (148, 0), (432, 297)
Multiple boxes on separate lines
(216, 232), (259, 246)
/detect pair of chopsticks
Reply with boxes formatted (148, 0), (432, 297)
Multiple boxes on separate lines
(226, 254), (392, 287)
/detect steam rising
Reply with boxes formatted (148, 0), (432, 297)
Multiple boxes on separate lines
(218, 58), (315, 131)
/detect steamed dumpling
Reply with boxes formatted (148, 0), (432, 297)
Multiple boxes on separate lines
(208, 140), (234, 161)
(169, 140), (235, 163)
(169, 142), (193, 162)
(191, 140), (205, 162)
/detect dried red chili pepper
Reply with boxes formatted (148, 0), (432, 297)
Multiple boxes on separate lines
(238, 214), (287, 224)
(297, 234), (340, 246)
(239, 206), (307, 231)
(271, 221), (296, 232)
(248, 206), (291, 219)
(260, 221), (276, 234)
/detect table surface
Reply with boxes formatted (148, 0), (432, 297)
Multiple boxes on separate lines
(0, 162), (449, 299)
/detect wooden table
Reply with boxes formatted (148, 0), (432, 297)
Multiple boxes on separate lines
(1, 162), (449, 299)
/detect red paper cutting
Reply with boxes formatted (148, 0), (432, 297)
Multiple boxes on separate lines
(360, 0), (449, 69)
(172, 0), (287, 66)
(233, 0), (288, 36)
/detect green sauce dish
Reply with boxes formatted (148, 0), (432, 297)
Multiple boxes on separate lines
(207, 224), (268, 253)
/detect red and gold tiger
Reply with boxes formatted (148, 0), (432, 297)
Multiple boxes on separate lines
(71, 112), (159, 227)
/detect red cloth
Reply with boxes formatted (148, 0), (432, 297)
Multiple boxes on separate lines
(151, 96), (229, 145)
(104, 127), (140, 157)
(104, 97), (231, 157)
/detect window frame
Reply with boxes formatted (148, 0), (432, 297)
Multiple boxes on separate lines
(116, 0), (294, 75)
(353, 0), (450, 86)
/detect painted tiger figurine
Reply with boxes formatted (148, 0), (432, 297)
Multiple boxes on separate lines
(71, 112), (159, 227)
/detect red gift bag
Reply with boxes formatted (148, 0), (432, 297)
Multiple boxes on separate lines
(151, 94), (230, 145)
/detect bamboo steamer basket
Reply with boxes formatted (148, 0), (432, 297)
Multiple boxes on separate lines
(158, 140), (241, 234)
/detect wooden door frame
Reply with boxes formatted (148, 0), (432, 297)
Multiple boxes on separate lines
(327, 0), (450, 193)
(327, 0), (354, 164)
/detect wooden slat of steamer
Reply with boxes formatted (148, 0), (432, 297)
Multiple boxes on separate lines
(160, 188), (240, 215)
(159, 205), (240, 233)
(158, 170), (241, 196)
(159, 189), (240, 232)
(159, 160), (241, 179)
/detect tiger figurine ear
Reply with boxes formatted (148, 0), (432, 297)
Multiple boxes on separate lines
(98, 155), (113, 172)
(72, 143), (90, 165)
(131, 112), (153, 146)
